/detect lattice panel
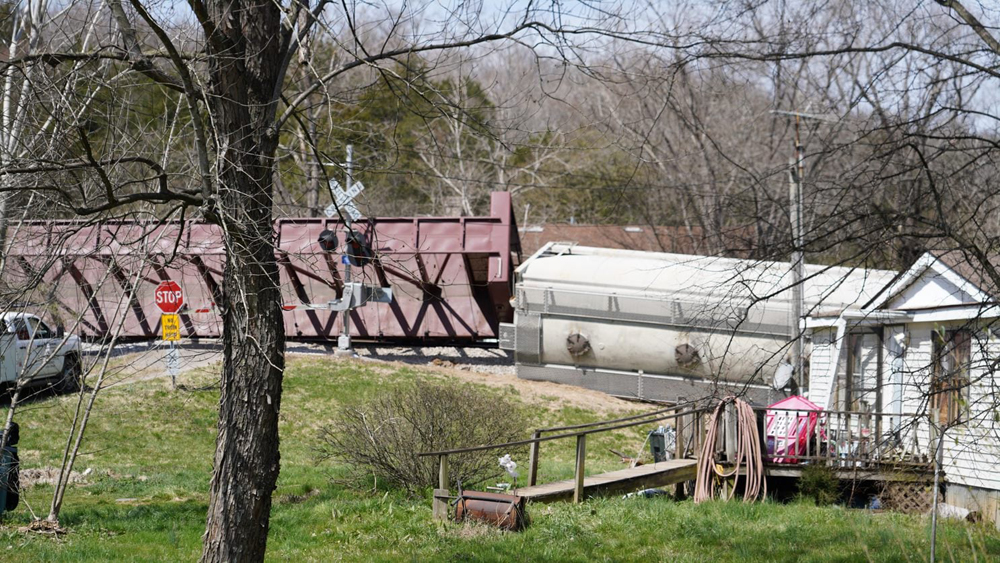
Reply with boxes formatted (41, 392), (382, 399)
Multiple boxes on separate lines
(880, 480), (941, 514)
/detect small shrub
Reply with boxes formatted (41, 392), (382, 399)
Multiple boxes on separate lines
(316, 379), (530, 493)
(799, 464), (840, 505)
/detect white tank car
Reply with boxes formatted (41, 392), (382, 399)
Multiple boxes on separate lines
(500, 243), (897, 404)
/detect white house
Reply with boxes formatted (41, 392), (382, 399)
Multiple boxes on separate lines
(805, 251), (1000, 523)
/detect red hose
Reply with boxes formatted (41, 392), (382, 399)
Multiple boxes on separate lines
(694, 397), (766, 503)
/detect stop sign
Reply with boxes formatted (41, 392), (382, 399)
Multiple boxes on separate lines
(155, 281), (184, 313)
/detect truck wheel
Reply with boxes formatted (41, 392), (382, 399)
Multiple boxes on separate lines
(57, 356), (82, 394)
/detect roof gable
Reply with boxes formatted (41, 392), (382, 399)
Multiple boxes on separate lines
(872, 252), (990, 310)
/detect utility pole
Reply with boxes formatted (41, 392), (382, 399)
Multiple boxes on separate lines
(772, 109), (836, 391)
(790, 113), (805, 391)
(788, 158), (804, 388)
(930, 413), (944, 563)
(337, 145), (355, 356)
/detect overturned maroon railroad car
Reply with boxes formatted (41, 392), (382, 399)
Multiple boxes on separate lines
(5, 193), (521, 343)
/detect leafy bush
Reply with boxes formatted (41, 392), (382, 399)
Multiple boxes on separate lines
(317, 379), (530, 493)
(799, 464), (840, 505)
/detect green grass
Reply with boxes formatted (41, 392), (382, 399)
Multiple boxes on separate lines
(1, 356), (997, 561)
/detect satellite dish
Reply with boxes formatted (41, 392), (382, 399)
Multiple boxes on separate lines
(773, 362), (794, 389)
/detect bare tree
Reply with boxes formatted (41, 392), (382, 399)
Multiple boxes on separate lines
(0, 0), (660, 559)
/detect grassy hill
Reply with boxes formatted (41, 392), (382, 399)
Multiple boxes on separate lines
(1, 355), (997, 561)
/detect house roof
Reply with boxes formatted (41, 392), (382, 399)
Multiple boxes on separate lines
(865, 250), (996, 311)
(931, 250), (1000, 299)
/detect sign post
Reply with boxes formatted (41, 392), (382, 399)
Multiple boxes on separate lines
(155, 281), (184, 388)
(326, 145), (365, 356)
(320, 146), (391, 353)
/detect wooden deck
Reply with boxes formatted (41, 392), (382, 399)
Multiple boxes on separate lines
(423, 404), (942, 519)
(516, 459), (698, 503)
(755, 464), (933, 481)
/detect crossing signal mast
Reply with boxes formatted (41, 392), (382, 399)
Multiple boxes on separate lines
(318, 145), (393, 355)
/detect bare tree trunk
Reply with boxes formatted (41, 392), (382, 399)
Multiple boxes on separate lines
(305, 103), (321, 217)
(201, 203), (285, 562)
(200, 0), (286, 560)
(0, 191), (9, 276)
(48, 320), (122, 521)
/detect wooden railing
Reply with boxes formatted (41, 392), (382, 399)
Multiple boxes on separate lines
(752, 407), (933, 469)
(523, 402), (711, 487)
(418, 402), (935, 519)
(418, 401), (711, 517)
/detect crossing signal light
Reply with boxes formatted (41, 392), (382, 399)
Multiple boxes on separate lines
(317, 229), (338, 253)
(345, 230), (372, 267)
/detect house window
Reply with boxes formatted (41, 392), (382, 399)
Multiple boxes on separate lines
(845, 333), (864, 411)
(932, 329), (971, 425)
(845, 332), (879, 413)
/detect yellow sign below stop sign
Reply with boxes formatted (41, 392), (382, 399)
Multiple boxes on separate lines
(161, 313), (181, 342)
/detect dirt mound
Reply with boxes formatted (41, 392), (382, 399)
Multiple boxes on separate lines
(361, 357), (640, 416)
(19, 467), (94, 488)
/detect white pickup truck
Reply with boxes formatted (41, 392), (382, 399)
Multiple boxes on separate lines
(0, 313), (82, 392)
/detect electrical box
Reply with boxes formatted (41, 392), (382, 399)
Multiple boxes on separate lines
(648, 426), (676, 462)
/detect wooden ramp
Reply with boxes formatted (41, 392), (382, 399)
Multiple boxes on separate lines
(516, 459), (698, 503)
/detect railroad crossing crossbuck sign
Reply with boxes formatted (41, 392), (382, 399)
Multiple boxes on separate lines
(325, 179), (364, 223)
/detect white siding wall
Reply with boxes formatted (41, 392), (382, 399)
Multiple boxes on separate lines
(808, 328), (836, 407)
(884, 325), (906, 416)
(897, 323), (1000, 492)
(901, 326), (933, 411)
(857, 333), (879, 411)
(900, 326), (935, 458)
(893, 273), (972, 309)
(940, 329), (1000, 491)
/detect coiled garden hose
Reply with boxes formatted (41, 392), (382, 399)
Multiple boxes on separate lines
(694, 397), (766, 503)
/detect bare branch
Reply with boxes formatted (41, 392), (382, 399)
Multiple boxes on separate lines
(935, 0), (1000, 56)
(106, 0), (187, 93)
(124, 0), (214, 201)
